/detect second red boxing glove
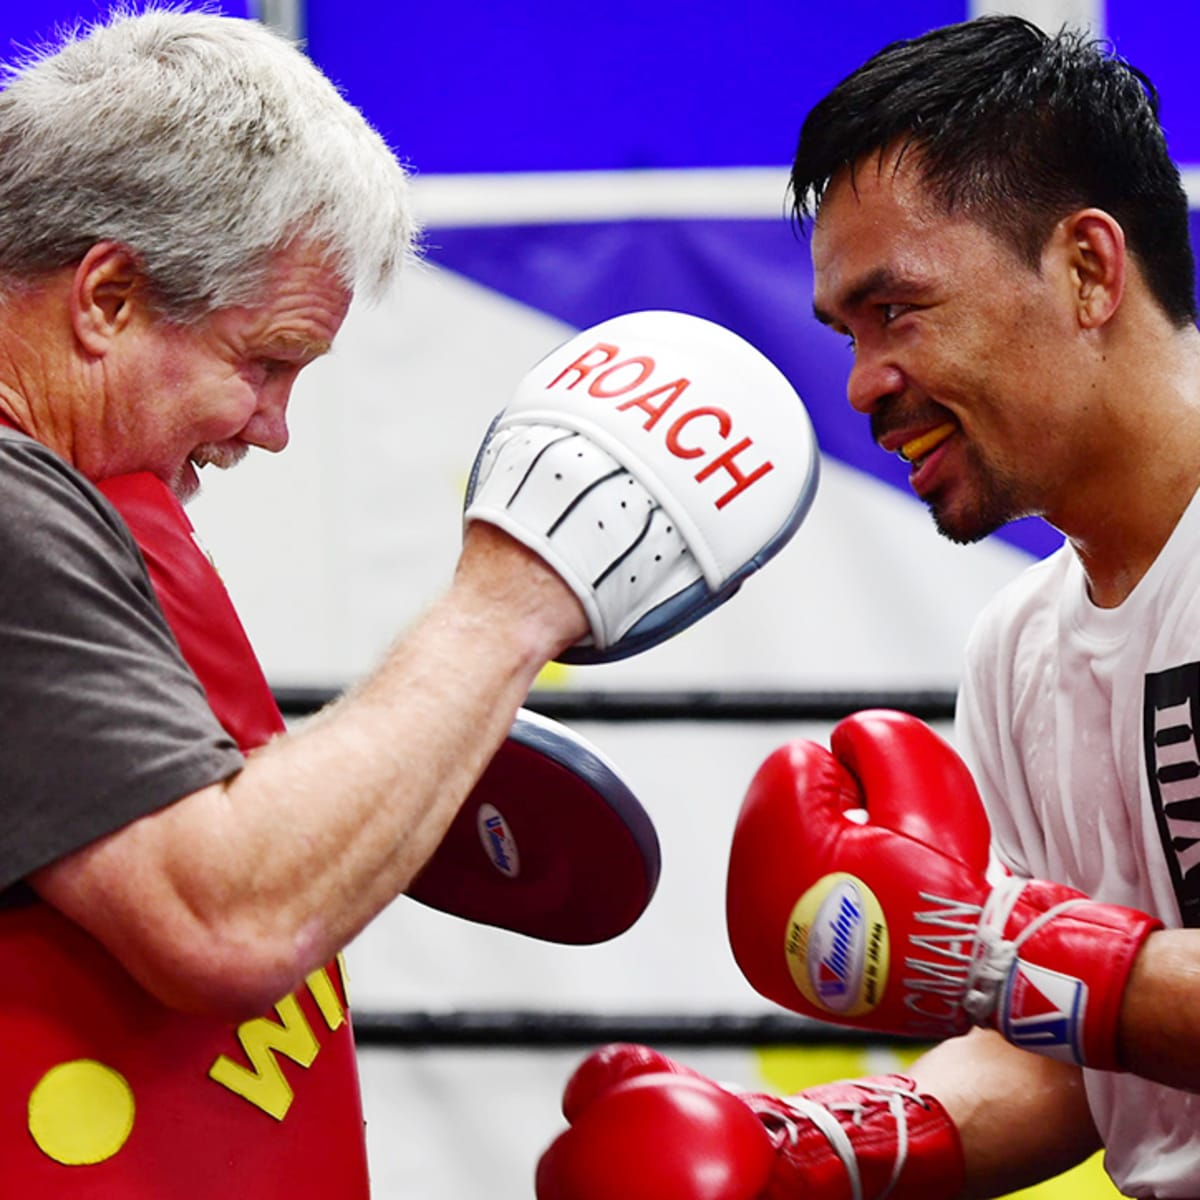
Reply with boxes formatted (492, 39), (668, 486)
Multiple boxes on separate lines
(536, 1042), (964, 1200)
(726, 710), (1161, 1069)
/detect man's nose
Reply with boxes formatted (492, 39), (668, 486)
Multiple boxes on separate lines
(846, 349), (904, 416)
(245, 387), (291, 453)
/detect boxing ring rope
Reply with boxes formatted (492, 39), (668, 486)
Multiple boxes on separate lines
(275, 686), (952, 1049)
(350, 1009), (928, 1049)
(274, 688), (958, 724)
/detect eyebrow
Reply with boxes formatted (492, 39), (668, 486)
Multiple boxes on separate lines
(812, 266), (913, 328)
(261, 333), (334, 360)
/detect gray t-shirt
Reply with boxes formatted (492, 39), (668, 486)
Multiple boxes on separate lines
(0, 428), (245, 891)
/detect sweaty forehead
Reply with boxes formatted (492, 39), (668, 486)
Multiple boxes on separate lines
(813, 157), (932, 255)
(809, 170), (922, 316)
(810, 159), (1001, 323)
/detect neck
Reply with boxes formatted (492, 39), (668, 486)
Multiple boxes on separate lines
(1064, 326), (1200, 608)
(0, 273), (89, 466)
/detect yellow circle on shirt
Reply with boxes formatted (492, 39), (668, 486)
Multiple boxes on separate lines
(28, 1059), (135, 1165)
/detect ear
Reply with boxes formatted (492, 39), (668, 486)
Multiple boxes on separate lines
(1061, 208), (1126, 330)
(70, 242), (147, 356)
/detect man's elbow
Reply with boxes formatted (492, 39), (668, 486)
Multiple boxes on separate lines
(123, 920), (318, 1023)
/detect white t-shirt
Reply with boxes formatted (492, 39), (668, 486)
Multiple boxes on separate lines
(957, 487), (1200, 1198)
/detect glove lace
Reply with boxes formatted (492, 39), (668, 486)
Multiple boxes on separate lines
(753, 1079), (927, 1200)
(963, 876), (1089, 1024)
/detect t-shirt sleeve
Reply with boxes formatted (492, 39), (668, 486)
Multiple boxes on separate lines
(0, 435), (245, 889)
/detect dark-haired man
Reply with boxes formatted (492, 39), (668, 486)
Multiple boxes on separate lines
(538, 16), (1200, 1198)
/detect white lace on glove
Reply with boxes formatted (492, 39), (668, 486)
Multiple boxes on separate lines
(963, 875), (1088, 1025)
(747, 1078), (929, 1200)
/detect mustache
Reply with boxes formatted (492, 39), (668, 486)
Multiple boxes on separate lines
(870, 403), (953, 446)
(190, 442), (248, 471)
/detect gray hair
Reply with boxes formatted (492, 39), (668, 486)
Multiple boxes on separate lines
(0, 5), (417, 320)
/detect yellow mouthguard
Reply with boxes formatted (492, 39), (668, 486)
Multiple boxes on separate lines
(899, 423), (955, 463)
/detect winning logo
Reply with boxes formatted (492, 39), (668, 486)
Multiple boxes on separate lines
(1000, 960), (1086, 1064)
(786, 873), (889, 1016)
(476, 803), (520, 879)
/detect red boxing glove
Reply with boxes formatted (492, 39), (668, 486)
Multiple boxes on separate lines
(536, 1042), (964, 1200)
(726, 710), (1162, 1069)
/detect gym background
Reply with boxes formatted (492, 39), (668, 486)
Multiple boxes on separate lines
(5, 0), (1195, 1195)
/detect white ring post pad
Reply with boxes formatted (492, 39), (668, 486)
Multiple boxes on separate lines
(405, 709), (661, 944)
(464, 310), (820, 662)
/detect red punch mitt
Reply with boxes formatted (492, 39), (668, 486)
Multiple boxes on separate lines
(406, 707), (660, 944)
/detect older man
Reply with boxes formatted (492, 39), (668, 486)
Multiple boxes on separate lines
(0, 8), (821, 1191)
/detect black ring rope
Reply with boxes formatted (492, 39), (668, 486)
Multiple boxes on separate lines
(274, 687), (958, 723)
(350, 1008), (930, 1049)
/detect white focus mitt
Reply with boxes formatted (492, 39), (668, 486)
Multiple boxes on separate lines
(464, 310), (819, 663)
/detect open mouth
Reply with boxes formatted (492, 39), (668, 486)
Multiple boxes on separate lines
(897, 423), (955, 466)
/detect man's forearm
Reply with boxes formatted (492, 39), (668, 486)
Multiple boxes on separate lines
(1117, 930), (1200, 1092)
(912, 1029), (1100, 1199)
(33, 526), (585, 1016)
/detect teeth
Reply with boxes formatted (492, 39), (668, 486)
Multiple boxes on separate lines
(899, 423), (954, 464)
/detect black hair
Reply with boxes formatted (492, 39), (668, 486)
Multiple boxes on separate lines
(791, 15), (1196, 325)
